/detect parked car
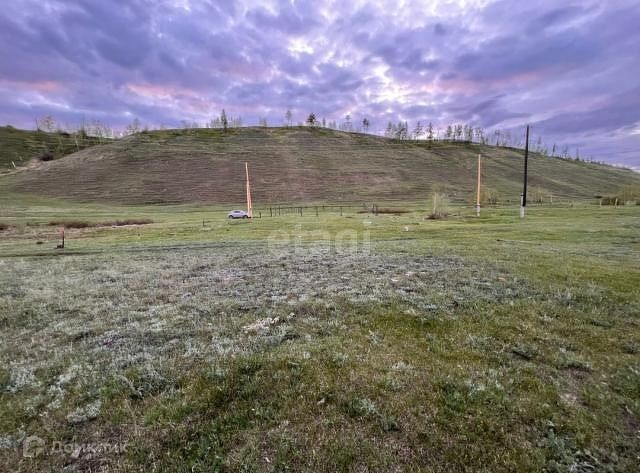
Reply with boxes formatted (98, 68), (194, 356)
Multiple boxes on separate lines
(228, 209), (249, 219)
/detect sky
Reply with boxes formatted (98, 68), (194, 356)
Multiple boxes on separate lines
(1, 0), (639, 169)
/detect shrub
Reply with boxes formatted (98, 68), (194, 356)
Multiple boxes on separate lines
(428, 192), (449, 219)
(600, 185), (640, 205)
(48, 219), (153, 229)
(37, 152), (54, 161)
(481, 186), (499, 205)
(357, 207), (409, 215)
(531, 185), (549, 203)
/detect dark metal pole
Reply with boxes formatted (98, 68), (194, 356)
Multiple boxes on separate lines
(520, 124), (529, 218)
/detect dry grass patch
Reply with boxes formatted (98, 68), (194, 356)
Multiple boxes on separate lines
(48, 219), (153, 229)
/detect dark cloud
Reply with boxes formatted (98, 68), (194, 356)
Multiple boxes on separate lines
(0, 0), (638, 169)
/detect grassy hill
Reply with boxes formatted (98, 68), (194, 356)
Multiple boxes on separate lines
(0, 125), (104, 170)
(2, 126), (639, 205)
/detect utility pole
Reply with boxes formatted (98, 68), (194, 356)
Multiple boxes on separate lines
(520, 125), (529, 218)
(476, 154), (481, 217)
(245, 162), (253, 218)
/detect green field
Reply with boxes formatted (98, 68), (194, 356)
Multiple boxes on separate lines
(1, 193), (639, 471)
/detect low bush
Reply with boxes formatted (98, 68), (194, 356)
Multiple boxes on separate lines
(37, 152), (54, 161)
(428, 192), (449, 219)
(48, 219), (153, 229)
(357, 207), (409, 215)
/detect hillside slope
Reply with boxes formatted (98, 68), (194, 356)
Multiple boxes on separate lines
(3, 127), (639, 205)
(0, 126), (104, 169)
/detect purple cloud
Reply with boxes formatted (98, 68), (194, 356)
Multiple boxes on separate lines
(0, 0), (638, 169)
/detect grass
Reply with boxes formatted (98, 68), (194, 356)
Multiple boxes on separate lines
(0, 192), (639, 471)
(3, 127), (639, 205)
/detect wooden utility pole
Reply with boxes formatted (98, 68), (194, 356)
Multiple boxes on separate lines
(245, 162), (253, 218)
(520, 125), (530, 218)
(476, 154), (481, 217)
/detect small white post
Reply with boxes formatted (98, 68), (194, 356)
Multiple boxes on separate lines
(519, 193), (525, 218)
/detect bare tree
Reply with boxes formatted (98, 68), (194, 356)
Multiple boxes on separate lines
(285, 109), (293, 127)
(385, 121), (395, 138)
(454, 124), (463, 141)
(362, 117), (370, 134)
(125, 118), (141, 135)
(413, 121), (424, 141)
(221, 109), (228, 132)
(343, 114), (352, 131)
(395, 121), (408, 140)
(259, 117), (268, 128)
(426, 122), (434, 141)
(306, 113), (317, 126)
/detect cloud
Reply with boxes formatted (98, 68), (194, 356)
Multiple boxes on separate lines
(0, 0), (638, 168)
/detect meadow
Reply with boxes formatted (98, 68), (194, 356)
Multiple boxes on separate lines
(1, 196), (639, 472)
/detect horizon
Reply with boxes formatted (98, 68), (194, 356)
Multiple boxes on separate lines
(1, 0), (639, 170)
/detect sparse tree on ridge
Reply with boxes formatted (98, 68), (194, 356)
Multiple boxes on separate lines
(385, 121), (395, 138)
(306, 113), (317, 126)
(503, 130), (512, 147)
(535, 136), (543, 152)
(285, 109), (293, 127)
(343, 114), (352, 132)
(454, 124), (463, 141)
(259, 117), (268, 128)
(445, 125), (453, 141)
(125, 118), (141, 135)
(464, 124), (473, 142)
(426, 122), (434, 141)
(220, 109), (228, 132)
(362, 117), (370, 134)
(394, 121), (408, 140)
(413, 121), (424, 141)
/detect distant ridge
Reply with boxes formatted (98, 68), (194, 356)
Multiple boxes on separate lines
(3, 127), (639, 205)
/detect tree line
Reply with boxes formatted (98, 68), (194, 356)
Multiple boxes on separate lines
(32, 111), (597, 163)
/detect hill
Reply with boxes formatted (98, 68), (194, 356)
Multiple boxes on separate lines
(2, 127), (639, 205)
(0, 125), (106, 170)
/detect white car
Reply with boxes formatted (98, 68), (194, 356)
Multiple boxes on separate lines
(227, 209), (249, 219)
